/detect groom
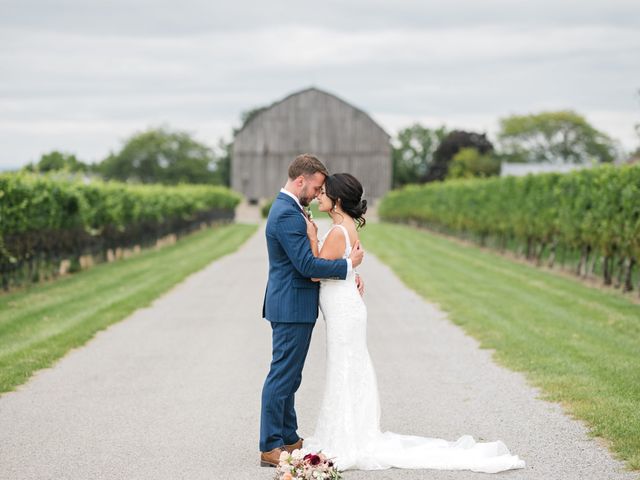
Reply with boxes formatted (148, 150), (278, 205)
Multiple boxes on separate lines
(260, 154), (364, 467)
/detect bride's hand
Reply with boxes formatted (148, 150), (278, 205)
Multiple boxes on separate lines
(349, 240), (364, 268)
(305, 216), (318, 241)
(355, 273), (365, 296)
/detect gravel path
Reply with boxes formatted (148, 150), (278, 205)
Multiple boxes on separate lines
(0, 222), (636, 480)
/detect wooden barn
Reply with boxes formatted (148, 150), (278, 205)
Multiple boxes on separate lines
(232, 87), (392, 203)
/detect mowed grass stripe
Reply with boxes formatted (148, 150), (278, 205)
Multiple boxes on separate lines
(0, 223), (257, 394)
(378, 224), (639, 350)
(0, 229), (242, 346)
(361, 223), (640, 470)
(1, 264), (190, 356)
(408, 236), (639, 359)
(372, 225), (639, 387)
(396, 226), (636, 327)
(0, 226), (241, 327)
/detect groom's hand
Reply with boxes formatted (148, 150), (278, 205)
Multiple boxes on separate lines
(355, 273), (365, 296)
(349, 240), (364, 268)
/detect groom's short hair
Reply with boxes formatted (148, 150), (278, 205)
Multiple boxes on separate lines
(288, 154), (329, 180)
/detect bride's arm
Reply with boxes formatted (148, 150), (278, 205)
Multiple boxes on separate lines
(305, 220), (347, 282)
(317, 228), (347, 261)
(321, 229), (365, 297)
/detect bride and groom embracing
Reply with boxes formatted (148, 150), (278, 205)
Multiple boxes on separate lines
(259, 154), (526, 474)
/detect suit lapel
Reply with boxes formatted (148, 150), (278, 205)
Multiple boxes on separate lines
(277, 192), (304, 215)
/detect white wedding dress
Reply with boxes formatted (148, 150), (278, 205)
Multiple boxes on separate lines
(304, 224), (526, 473)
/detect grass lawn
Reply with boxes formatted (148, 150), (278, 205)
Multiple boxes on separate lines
(361, 222), (640, 471)
(0, 223), (257, 395)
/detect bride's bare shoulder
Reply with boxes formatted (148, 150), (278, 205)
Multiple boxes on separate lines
(346, 224), (359, 245)
(338, 220), (359, 248)
(319, 227), (348, 260)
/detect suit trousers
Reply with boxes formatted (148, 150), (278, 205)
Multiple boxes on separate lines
(260, 321), (315, 452)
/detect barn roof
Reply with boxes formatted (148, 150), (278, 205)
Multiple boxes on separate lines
(235, 86), (390, 139)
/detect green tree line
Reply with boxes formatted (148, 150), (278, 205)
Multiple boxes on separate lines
(391, 110), (624, 187)
(18, 108), (630, 190)
(23, 126), (231, 187)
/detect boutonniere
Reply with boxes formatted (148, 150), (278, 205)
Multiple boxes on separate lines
(305, 206), (313, 221)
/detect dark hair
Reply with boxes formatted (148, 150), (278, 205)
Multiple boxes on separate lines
(288, 153), (329, 179)
(324, 173), (367, 228)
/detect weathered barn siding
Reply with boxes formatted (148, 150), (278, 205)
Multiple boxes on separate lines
(232, 87), (391, 202)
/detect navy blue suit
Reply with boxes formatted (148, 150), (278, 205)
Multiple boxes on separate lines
(260, 192), (348, 452)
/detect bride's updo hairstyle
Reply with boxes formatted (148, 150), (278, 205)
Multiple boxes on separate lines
(324, 173), (368, 228)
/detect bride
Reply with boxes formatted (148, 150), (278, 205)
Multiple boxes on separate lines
(301, 173), (526, 474)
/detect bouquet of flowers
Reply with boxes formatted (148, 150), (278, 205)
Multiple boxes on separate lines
(274, 449), (342, 480)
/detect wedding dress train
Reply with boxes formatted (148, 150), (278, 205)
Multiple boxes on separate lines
(304, 224), (526, 473)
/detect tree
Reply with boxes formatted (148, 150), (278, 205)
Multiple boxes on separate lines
(630, 90), (640, 163)
(427, 130), (493, 182)
(631, 125), (640, 163)
(447, 147), (501, 179)
(391, 124), (447, 187)
(99, 126), (224, 185)
(213, 138), (232, 187)
(497, 110), (618, 164)
(24, 151), (89, 173)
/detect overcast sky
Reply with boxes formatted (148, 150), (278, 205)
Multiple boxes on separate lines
(1, 0), (639, 170)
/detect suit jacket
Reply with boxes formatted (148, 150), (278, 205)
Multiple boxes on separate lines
(262, 192), (348, 323)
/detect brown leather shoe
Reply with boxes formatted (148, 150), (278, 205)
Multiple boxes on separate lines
(284, 438), (303, 453)
(260, 447), (284, 468)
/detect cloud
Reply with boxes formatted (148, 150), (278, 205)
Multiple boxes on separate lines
(3, 0), (639, 35)
(0, 1), (639, 168)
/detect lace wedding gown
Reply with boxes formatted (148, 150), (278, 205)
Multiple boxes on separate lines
(304, 224), (526, 473)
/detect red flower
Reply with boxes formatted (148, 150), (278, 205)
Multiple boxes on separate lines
(309, 455), (321, 466)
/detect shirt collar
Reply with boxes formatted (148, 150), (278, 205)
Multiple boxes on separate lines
(280, 188), (304, 212)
